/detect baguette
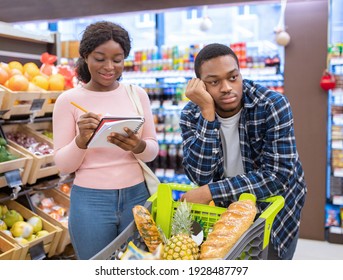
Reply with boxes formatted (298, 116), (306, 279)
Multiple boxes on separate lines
(200, 199), (257, 260)
(132, 205), (163, 253)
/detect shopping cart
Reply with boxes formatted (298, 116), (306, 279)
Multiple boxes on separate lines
(90, 183), (284, 260)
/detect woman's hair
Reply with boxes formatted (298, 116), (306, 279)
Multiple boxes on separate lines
(194, 43), (239, 78)
(76, 21), (131, 83)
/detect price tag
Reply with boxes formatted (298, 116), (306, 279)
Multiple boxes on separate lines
(30, 98), (45, 111)
(4, 170), (22, 188)
(0, 109), (10, 117)
(29, 241), (46, 260)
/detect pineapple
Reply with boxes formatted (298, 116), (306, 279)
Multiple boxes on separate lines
(162, 201), (200, 260)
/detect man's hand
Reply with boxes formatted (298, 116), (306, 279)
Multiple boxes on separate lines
(185, 78), (215, 121)
(180, 185), (213, 205)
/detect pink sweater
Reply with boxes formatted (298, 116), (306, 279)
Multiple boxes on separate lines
(52, 83), (159, 190)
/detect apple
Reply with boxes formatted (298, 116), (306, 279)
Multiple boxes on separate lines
(10, 221), (34, 239)
(14, 237), (29, 246)
(26, 234), (36, 242)
(2, 229), (13, 237)
(27, 216), (43, 233)
(3, 210), (23, 228)
(0, 205), (8, 217)
(0, 219), (7, 230)
(36, 230), (49, 239)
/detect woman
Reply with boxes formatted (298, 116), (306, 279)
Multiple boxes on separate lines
(53, 21), (158, 259)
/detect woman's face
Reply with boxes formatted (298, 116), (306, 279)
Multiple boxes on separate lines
(85, 40), (125, 91)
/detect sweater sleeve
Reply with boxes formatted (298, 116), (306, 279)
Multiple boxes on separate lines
(132, 85), (159, 162)
(52, 91), (87, 175)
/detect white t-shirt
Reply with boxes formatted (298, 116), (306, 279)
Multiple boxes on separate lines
(217, 110), (244, 177)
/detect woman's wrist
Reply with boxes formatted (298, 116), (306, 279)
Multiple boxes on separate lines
(132, 140), (146, 154)
(75, 135), (88, 149)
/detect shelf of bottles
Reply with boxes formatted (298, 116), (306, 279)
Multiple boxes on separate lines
(326, 52), (343, 242)
(122, 42), (285, 184)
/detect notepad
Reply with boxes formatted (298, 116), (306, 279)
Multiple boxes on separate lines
(87, 116), (145, 148)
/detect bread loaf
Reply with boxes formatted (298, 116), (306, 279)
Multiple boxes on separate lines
(200, 199), (257, 260)
(132, 205), (163, 253)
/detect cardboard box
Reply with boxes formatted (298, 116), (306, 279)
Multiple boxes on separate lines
(1, 199), (62, 259)
(2, 124), (59, 184)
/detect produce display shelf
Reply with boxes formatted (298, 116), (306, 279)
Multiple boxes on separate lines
(2, 124), (58, 184)
(0, 199), (62, 259)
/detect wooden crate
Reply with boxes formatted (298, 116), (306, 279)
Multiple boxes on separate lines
(32, 188), (71, 255)
(1, 199), (62, 259)
(40, 91), (63, 114)
(0, 87), (5, 109)
(0, 145), (33, 187)
(0, 85), (47, 119)
(25, 122), (53, 143)
(2, 124), (59, 184)
(0, 234), (25, 260)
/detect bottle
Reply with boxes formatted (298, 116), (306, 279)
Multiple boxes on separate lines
(159, 143), (168, 170)
(176, 144), (184, 174)
(168, 144), (177, 170)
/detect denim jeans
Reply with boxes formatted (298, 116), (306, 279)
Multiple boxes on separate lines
(68, 181), (149, 260)
(267, 231), (299, 260)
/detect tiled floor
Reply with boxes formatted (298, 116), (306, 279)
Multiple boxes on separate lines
(293, 238), (343, 260)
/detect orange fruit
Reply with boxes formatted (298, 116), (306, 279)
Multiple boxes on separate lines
(48, 74), (65, 91)
(7, 74), (29, 91)
(23, 62), (39, 72)
(31, 75), (49, 90)
(0, 63), (11, 76)
(9, 68), (23, 77)
(8, 61), (24, 74)
(23, 63), (40, 80)
(0, 67), (9, 85)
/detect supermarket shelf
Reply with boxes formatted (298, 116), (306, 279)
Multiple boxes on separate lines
(122, 67), (282, 80)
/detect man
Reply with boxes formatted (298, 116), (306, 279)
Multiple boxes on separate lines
(179, 43), (307, 260)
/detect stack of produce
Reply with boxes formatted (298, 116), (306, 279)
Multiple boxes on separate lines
(0, 53), (75, 92)
(0, 137), (18, 163)
(6, 132), (53, 156)
(0, 204), (49, 246)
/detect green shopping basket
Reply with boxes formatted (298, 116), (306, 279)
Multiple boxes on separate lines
(90, 183), (284, 260)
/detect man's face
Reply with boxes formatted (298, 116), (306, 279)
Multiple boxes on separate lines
(199, 55), (243, 118)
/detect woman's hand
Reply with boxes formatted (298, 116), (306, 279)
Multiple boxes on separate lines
(75, 112), (101, 149)
(107, 127), (146, 154)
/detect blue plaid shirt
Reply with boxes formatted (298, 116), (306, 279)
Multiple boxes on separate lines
(179, 79), (307, 258)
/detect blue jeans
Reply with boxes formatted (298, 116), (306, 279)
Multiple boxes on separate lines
(68, 182), (149, 260)
(267, 231), (299, 260)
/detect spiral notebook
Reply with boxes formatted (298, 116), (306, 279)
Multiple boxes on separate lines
(87, 116), (144, 148)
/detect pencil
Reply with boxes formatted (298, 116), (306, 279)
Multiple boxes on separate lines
(70, 102), (88, 113)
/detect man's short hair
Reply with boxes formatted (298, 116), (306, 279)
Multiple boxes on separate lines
(194, 43), (240, 78)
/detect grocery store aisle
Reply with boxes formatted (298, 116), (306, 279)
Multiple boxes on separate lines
(293, 238), (343, 260)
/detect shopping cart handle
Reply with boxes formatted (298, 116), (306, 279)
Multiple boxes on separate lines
(258, 195), (285, 249)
